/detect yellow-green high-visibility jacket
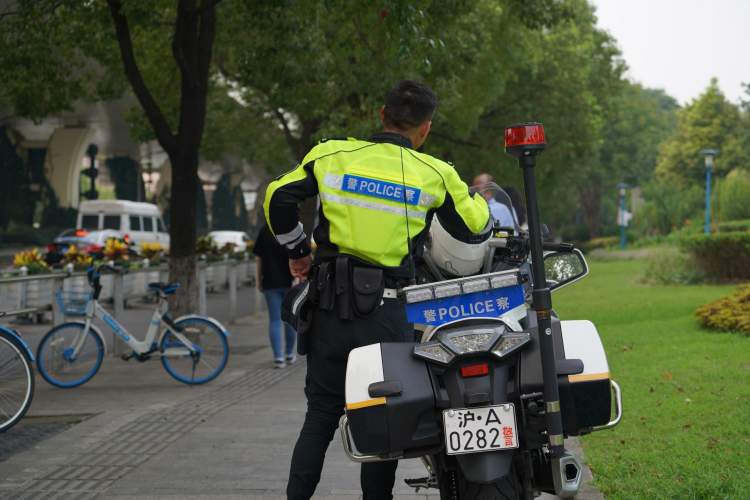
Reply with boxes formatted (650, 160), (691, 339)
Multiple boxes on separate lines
(264, 132), (490, 277)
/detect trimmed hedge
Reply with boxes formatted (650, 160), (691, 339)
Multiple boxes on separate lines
(695, 285), (750, 336)
(679, 232), (750, 281)
(583, 236), (619, 252)
(717, 219), (750, 233)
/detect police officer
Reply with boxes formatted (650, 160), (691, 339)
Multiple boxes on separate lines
(264, 80), (490, 499)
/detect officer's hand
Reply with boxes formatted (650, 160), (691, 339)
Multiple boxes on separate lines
(289, 255), (312, 280)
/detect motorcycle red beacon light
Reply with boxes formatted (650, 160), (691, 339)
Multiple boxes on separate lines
(504, 122), (546, 158)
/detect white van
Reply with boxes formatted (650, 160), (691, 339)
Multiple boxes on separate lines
(77, 200), (170, 250)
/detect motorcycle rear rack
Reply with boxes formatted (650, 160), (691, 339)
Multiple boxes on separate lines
(590, 380), (622, 432)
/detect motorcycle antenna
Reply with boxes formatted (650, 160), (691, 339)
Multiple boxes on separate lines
(504, 122), (565, 459)
(400, 146), (417, 286)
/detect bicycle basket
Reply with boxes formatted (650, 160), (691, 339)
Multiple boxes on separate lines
(56, 291), (91, 316)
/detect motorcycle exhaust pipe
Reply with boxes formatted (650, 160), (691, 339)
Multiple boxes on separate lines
(551, 451), (582, 498)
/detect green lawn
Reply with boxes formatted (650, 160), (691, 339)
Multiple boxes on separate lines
(553, 259), (749, 499)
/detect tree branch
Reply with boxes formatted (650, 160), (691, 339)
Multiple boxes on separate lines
(0, 10), (18, 23)
(172, 0), (195, 89)
(273, 108), (299, 155)
(196, 0), (216, 85)
(429, 130), (483, 149)
(107, 0), (176, 154)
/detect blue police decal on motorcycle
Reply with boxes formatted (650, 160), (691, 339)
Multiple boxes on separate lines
(405, 284), (525, 326)
(341, 174), (421, 205)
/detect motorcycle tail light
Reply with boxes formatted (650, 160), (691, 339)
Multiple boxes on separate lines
(462, 278), (490, 294)
(491, 332), (531, 359)
(434, 283), (461, 298)
(460, 362), (489, 378)
(490, 274), (518, 289)
(413, 342), (455, 364)
(46, 244), (56, 253)
(405, 288), (433, 304)
(441, 329), (499, 355)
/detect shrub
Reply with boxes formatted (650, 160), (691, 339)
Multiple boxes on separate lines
(695, 285), (750, 336)
(196, 235), (218, 255)
(633, 181), (704, 236)
(583, 236), (619, 252)
(679, 232), (750, 281)
(640, 248), (704, 285)
(717, 169), (750, 221)
(717, 219), (750, 233)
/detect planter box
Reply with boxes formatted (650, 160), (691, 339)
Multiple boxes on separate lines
(123, 273), (138, 296)
(64, 276), (88, 295)
(100, 275), (113, 300)
(23, 279), (54, 309)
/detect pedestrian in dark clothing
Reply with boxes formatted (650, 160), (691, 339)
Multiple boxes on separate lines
(252, 224), (297, 368)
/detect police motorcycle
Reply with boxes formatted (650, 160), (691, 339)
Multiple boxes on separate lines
(338, 123), (622, 499)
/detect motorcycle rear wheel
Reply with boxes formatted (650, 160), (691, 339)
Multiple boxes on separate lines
(440, 468), (521, 500)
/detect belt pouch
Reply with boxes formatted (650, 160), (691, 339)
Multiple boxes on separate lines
(335, 256), (352, 320)
(352, 267), (384, 317)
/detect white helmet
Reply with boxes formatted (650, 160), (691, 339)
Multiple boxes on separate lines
(428, 216), (491, 277)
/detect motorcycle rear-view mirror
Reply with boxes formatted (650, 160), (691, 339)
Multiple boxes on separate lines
(543, 249), (588, 291)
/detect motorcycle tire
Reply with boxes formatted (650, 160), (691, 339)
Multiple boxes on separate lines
(446, 468), (522, 500)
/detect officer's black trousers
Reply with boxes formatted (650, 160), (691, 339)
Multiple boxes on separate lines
(287, 298), (411, 500)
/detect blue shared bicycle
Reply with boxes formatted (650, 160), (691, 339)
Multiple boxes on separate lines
(36, 264), (230, 388)
(0, 312), (35, 432)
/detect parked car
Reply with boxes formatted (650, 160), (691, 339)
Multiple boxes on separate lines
(208, 231), (253, 252)
(45, 229), (126, 265)
(77, 200), (170, 251)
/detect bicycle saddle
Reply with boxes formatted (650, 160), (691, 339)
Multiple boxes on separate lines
(148, 282), (181, 295)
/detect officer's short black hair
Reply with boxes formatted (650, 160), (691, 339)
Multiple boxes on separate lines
(383, 80), (438, 130)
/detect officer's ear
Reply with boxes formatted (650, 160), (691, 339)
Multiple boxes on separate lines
(379, 106), (386, 126)
(419, 120), (432, 140)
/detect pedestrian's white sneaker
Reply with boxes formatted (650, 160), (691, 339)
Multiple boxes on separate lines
(274, 359), (286, 369)
(286, 354), (297, 365)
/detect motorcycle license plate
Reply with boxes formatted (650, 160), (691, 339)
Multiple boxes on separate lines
(442, 404), (518, 455)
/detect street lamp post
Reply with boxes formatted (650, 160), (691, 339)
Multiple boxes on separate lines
(701, 149), (719, 234)
(617, 183), (628, 248)
(84, 144), (99, 200)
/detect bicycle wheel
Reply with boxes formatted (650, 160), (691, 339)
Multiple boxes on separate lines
(160, 317), (229, 385)
(0, 330), (34, 432)
(37, 322), (104, 388)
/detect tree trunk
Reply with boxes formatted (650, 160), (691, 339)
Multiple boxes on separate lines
(167, 148), (200, 313)
(579, 184), (602, 238)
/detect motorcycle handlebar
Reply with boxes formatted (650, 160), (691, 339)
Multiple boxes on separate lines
(542, 242), (575, 252)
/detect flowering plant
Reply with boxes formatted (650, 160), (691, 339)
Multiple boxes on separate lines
(103, 238), (130, 261)
(140, 242), (165, 261)
(13, 248), (50, 274)
(62, 245), (93, 270)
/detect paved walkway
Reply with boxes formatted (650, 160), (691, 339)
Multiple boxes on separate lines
(0, 307), (603, 499)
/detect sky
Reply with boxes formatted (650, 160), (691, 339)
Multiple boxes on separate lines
(590, 0), (750, 105)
